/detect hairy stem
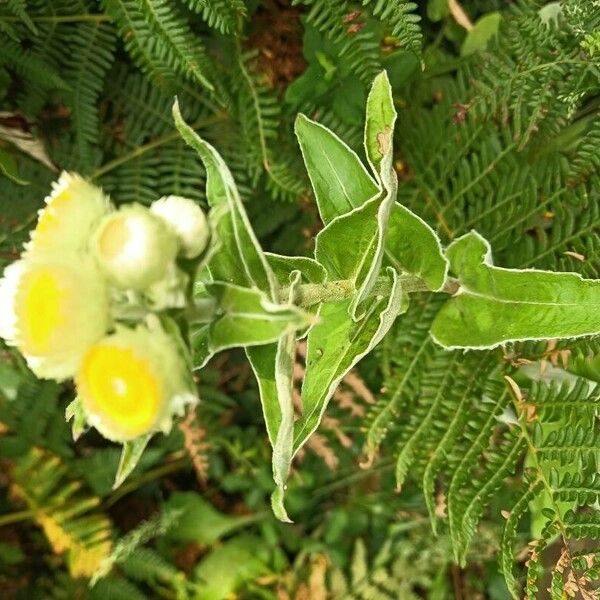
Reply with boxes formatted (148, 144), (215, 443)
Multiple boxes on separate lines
(188, 274), (459, 322)
(281, 275), (459, 308)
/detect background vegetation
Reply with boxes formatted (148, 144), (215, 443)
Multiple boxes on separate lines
(1, 0), (600, 598)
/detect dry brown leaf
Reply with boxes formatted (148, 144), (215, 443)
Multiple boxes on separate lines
(0, 114), (57, 172)
(322, 416), (353, 448)
(308, 554), (329, 600)
(178, 406), (209, 484)
(341, 370), (375, 404)
(435, 493), (447, 518)
(504, 375), (523, 402)
(564, 250), (585, 262)
(332, 388), (365, 417)
(306, 432), (338, 471)
(448, 0), (473, 30)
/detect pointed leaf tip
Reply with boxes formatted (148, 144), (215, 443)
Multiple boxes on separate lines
(113, 434), (152, 489)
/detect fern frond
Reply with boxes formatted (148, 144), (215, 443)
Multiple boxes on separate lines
(0, 373), (72, 457)
(364, 296), (442, 459)
(361, 0), (421, 55)
(292, 0), (382, 84)
(92, 509), (179, 584)
(234, 51), (305, 200)
(394, 351), (462, 490)
(536, 426), (600, 471)
(185, 0), (246, 34)
(566, 114), (600, 186)
(500, 479), (545, 597)
(11, 448), (113, 578)
(0, 38), (67, 93)
(63, 22), (116, 172)
(495, 372), (600, 597)
(4, 0), (37, 34)
(120, 547), (182, 587)
(100, 153), (161, 204)
(465, 2), (600, 150)
(528, 379), (599, 422)
(102, 0), (216, 93)
(422, 353), (497, 533)
(564, 509), (600, 540)
(447, 385), (514, 563)
(91, 576), (147, 600)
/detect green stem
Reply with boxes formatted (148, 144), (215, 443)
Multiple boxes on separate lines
(281, 275), (459, 308)
(0, 14), (111, 23)
(186, 298), (217, 323)
(189, 275), (458, 321)
(0, 508), (38, 527)
(104, 457), (188, 508)
(91, 111), (228, 180)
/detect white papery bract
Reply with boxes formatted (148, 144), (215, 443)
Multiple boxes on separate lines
(26, 172), (111, 259)
(151, 195), (210, 259)
(93, 204), (178, 291)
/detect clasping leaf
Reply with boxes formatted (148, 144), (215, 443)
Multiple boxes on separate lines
(294, 267), (408, 457)
(431, 230), (600, 348)
(173, 99), (278, 298)
(193, 282), (311, 368)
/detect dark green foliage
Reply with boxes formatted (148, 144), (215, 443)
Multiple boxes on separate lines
(2, 1), (600, 598)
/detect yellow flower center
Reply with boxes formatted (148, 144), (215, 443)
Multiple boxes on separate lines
(21, 269), (63, 353)
(80, 345), (161, 437)
(36, 190), (72, 234)
(98, 217), (131, 260)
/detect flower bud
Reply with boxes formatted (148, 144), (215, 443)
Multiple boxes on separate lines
(26, 172), (111, 259)
(76, 321), (197, 441)
(93, 204), (178, 291)
(151, 195), (209, 259)
(0, 257), (110, 380)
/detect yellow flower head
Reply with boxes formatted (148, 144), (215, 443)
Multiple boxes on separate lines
(0, 258), (110, 380)
(93, 204), (178, 291)
(151, 195), (210, 259)
(26, 172), (111, 258)
(76, 321), (197, 442)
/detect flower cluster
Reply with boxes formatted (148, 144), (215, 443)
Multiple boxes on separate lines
(0, 173), (209, 441)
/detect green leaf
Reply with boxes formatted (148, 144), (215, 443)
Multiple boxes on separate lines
(364, 70), (396, 183)
(294, 113), (379, 225)
(173, 100), (277, 298)
(461, 12), (502, 57)
(294, 267), (407, 455)
(315, 196), (383, 282)
(0, 362), (23, 401)
(247, 271), (303, 522)
(265, 253), (327, 286)
(164, 492), (263, 545)
(431, 230), (600, 349)
(349, 70), (398, 316)
(315, 74), (399, 316)
(65, 397), (87, 442)
(193, 282), (310, 367)
(427, 0), (450, 22)
(316, 194), (395, 320)
(193, 535), (269, 600)
(296, 72), (447, 295)
(385, 203), (448, 291)
(0, 148), (28, 185)
(113, 434), (153, 489)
